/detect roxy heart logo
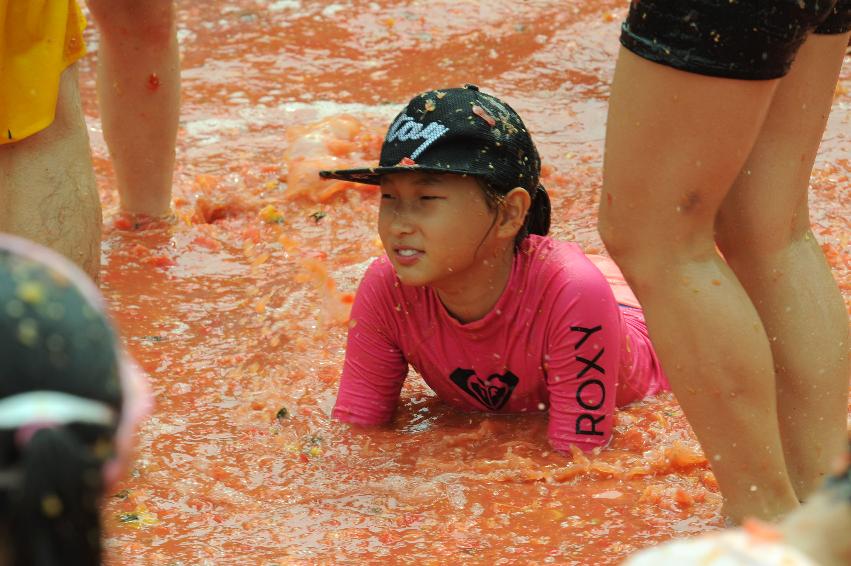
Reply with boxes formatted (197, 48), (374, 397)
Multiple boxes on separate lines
(450, 368), (519, 411)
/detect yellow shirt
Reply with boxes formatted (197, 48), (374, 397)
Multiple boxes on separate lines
(0, 0), (87, 144)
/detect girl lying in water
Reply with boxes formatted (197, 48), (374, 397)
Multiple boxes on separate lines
(320, 85), (668, 453)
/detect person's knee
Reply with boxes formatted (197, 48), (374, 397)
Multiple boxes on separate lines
(599, 198), (721, 294)
(597, 205), (659, 288)
(715, 205), (809, 261)
(597, 208), (633, 263)
(597, 197), (667, 266)
(86, 0), (175, 44)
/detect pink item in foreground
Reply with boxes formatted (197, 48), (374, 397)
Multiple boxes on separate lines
(333, 235), (668, 452)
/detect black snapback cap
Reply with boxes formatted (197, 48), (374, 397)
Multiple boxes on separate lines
(319, 85), (542, 194)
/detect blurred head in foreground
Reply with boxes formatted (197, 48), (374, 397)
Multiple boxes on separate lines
(0, 234), (150, 566)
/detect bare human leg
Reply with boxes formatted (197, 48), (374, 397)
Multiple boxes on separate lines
(599, 47), (800, 522)
(85, 0), (179, 217)
(0, 64), (101, 278)
(716, 31), (851, 501)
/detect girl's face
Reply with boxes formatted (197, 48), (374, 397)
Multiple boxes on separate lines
(378, 172), (501, 289)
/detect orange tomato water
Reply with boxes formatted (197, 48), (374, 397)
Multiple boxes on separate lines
(73, 1), (851, 564)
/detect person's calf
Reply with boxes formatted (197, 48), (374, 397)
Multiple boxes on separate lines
(716, 228), (850, 501)
(86, 0), (179, 217)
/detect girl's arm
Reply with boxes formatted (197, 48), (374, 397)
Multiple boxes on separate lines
(332, 260), (408, 425)
(543, 261), (624, 453)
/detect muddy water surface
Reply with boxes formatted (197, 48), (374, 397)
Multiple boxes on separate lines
(73, 1), (851, 564)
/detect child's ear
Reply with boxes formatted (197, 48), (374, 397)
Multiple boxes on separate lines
(497, 187), (531, 239)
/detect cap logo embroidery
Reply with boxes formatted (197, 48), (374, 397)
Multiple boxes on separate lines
(386, 114), (449, 160)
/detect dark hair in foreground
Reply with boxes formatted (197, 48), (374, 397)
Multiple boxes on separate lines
(0, 248), (123, 566)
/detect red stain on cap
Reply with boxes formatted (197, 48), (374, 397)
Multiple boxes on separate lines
(472, 105), (496, 127)
(397, 157), (416, 166)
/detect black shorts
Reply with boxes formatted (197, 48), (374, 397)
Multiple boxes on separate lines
(620, 0), (851, 80)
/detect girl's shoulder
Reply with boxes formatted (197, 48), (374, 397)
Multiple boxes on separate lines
(524, 237), (639, 307)
(520, 235), (604, 286)
(522, 234), (585, 260)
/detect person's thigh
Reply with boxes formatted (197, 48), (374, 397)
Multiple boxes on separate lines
(600, 47), (777, 270)
(0, 64), (101, 278)
(716, 32), (851, 251)
(603, 0), (844, 264)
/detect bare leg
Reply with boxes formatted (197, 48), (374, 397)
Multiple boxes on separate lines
(716, 32), (851, 501)
(86, 0), (179, 217)
(0, 65), (101, 278)
(599, 48), (800, 522)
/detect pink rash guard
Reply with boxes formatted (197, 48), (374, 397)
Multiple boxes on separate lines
(333, 235), (668, 452)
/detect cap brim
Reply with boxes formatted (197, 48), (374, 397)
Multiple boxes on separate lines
(319, 165), (488, 186)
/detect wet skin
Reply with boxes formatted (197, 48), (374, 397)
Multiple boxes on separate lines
(379, 172), (532, 323)
(379, 172), (511, 323)
(90, 1), (849, 562)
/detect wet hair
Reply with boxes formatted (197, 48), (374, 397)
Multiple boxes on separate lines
(477, 178), (552, 246)
(0, 246), (123, 566)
